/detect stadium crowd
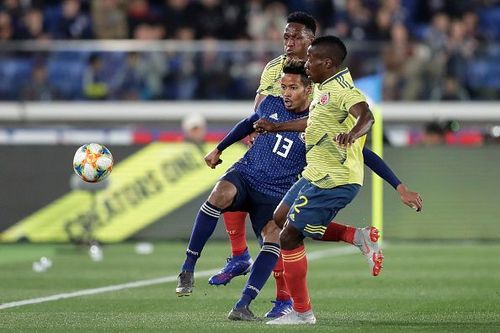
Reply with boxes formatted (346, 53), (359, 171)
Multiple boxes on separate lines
(0, 0), (499, 101)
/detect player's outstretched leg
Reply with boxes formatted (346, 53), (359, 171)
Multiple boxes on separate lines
(176, 201), (222, 296)
(353, 226), (384, 276)
(317, 222), (384, 276)
(209, 212), (252, 286)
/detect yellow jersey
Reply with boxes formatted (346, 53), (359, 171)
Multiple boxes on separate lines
(302, 68), (367, 188)
(256, 55), (287, 97)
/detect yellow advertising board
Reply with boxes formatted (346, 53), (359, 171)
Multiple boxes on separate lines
(1, 142), (246, 243)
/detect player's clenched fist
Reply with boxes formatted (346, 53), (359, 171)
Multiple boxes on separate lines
(204, 149), (223, 169)
(253, 119), (276, 133)
(334, 132), (356, 147)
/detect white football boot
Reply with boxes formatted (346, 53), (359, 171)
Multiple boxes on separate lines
(354, 226), (384, 276)
(266, 309), (316, 325)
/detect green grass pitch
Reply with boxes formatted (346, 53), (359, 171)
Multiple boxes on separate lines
(1, 241), (499, 332)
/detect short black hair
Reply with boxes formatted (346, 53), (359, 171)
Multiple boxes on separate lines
(287, 11), (316, 35)
(282, 59), (311, 87)
(310, 35), (347, 65)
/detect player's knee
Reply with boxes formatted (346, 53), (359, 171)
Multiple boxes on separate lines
(273, 204), (289, 229)
(261, 221), (280, 244)
(207, 181), (236, 209)
(279, 225), (302, 250)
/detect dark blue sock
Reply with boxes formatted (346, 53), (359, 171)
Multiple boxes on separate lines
(181, 201), (221, 272)
(235, 242), (280, 308)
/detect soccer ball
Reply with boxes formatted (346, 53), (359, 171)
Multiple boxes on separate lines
(73, 143), (113, 183)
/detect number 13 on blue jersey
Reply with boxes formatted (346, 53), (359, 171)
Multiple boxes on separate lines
(272, 134), (293, 158)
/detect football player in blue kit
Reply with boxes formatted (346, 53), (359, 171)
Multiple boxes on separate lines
(176, 60), (310, 316)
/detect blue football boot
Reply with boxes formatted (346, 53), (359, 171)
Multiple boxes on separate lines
(264, 299), (293, 318)
(208, 255), (253, 286)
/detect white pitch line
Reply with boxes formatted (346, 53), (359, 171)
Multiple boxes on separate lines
(0, 245), (359, 310)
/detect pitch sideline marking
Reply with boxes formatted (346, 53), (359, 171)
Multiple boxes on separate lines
(0, 246), (359, 310)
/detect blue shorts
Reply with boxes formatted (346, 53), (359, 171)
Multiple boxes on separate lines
(220, 168), (282, 239)
(286, 179), (361, 238)
(282, 177), (308, 207)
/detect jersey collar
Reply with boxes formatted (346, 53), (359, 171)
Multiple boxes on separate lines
(318, 68), (349, 89)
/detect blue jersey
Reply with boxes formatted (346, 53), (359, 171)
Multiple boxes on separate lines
(233, 96), (308, 198)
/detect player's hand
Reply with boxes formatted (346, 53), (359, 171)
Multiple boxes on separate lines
(204, 149), (223, 169)
(253, 119), (276, 133)
(247, 132), (258, 147)
(397, 184), (423, 212)
(334, 132), (356, 147)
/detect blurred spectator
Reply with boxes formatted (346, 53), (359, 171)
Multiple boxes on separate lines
(162, 0), (195, 39)
(462, 10), (483, 41)
(331, 0), (373, 41)
(383, 23), (427, 100)
(55, 0), (93, 39)
(220, 0), (249, 39)
(425, 12), (449, 54)
(191, 0), (225, 39)
(247, 1), (287, 41)
(422, 122), (446, 145)
(182, 113), (207, 145)
(431, 76), (470, 100)
(373, 7), (392, 40)
(83, 54), (108, 100)
(21, 62), (56, 101)
(446, 19), (477, 82)
(0, 11), (14, 40)
(196, 38), (231, 99)
(163, 27), (198, 100)
(1, 0), (500, 101)
(91, 0), (128, 39)
(111, 52), (145, 100)
(127, 0), (162, 38)
(137, 51), (167, 99)
(16, 8), (48, 40)
(378, 0), (409, 25)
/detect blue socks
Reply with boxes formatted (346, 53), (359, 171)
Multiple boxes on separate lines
(181, 201), (221, 272)
(235, 242), (280, 308)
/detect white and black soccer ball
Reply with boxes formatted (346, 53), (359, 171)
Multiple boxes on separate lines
(73, 143), (113, 183)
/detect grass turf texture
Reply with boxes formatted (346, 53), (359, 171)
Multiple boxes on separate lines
(1, 242), (499, 332)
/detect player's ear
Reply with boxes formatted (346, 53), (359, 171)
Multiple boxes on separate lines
(305, 82), (312, 95)
(324, 57), (333, 69)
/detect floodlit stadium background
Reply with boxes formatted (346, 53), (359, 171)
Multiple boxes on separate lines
(0, 1), (499, 332)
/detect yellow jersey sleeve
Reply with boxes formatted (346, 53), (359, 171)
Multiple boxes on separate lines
(256, 55), (286, 97)
(338, 87), (366, 111)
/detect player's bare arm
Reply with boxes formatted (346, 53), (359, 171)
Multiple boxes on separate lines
(253, 117), (307, 133)
(335, 101), (374, 146)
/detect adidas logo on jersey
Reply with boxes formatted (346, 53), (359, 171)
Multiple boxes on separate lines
(269, 113), (279, 120)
